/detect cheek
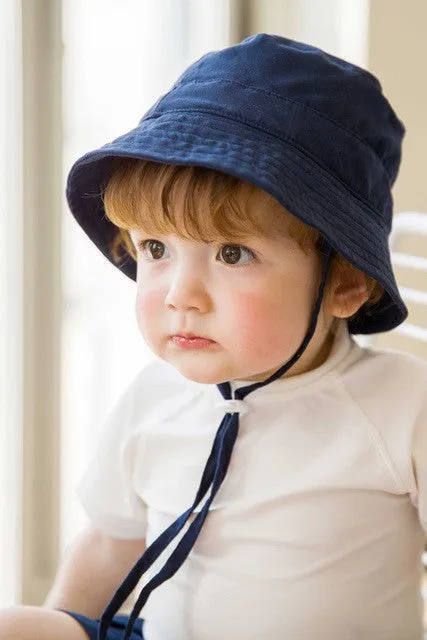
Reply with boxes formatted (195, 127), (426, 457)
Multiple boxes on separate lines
(135, 289), (162, 333)
(228, 292), (289, 354)
(229, 284), (311, 361)
(229, 294), (269, 333)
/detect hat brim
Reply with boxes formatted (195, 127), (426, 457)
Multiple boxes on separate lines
(66, 111), (408, 334)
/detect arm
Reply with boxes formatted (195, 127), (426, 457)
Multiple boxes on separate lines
(412, 393), (427, 535)
(43, 524), (146, 619)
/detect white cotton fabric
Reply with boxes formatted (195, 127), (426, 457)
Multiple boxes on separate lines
(76, 320), (427, 640)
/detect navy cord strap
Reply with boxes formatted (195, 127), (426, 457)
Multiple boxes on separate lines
(97, 414), (231, 640)
(97, 244), (333, 640)
(121, 412), (239, 639)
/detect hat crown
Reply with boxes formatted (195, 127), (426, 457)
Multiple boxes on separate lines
(147, 33), (404, 189)
(181, 33), (381, 94)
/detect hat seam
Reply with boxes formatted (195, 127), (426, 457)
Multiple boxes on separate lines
(137, 113), (390, 232)
(168, 78), (394, 182)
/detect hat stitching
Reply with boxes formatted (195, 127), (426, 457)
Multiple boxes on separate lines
(164, 77), (398, 177)
(138, 111), (393, 215)
(117, 119), (390, 232)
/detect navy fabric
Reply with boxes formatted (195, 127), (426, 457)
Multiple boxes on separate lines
(66, 33), (407, 334)
(60, 611), (144, 640)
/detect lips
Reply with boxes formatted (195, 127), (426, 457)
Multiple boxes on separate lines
(171, 332), (216, 342)
(174, 333), (211, 340)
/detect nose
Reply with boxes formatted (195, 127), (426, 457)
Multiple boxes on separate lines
(164, 266), (211, 312)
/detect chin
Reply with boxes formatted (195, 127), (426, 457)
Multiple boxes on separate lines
(181, 371), (230, 385)
(170, 362), (234, 386)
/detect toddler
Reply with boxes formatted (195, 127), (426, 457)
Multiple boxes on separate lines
(1, 33), (426, 640)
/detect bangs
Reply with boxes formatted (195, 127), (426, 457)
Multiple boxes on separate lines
(102, 157), (320, 258)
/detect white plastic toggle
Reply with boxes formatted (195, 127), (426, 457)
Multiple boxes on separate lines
(216, 399), (249, 416)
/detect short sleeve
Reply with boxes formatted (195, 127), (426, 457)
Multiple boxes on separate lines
(75, 371), (149, 540)
(412, 397), (427, 534)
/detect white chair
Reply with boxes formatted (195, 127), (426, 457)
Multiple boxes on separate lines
(356, 211), (427, 358)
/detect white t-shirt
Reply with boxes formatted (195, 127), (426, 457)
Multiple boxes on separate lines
(76, 320), (427, 640)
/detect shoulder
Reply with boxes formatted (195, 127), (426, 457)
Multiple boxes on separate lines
(337, 343), (427, 495)
(338, 342), (427, 450)
(342, 341), (427, 411)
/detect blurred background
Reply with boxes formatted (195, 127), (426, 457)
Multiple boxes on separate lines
(1, 0), (426, 627)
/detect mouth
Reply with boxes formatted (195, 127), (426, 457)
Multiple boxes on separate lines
(172, 333), (213, 340)
(170, 333), (218, 347)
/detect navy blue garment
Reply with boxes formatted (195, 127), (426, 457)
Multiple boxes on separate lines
(61, 611), (144, 640)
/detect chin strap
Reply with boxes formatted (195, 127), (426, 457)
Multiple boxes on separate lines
(98, 244), (333, 640)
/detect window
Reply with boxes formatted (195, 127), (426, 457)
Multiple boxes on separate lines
(0, 0), (23, 607)
(61, 0), (231, 553)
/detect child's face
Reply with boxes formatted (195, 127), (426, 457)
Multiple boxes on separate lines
(130, 188), (334, 385)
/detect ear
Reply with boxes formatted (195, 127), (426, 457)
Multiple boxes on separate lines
(329, 267), (371, 319)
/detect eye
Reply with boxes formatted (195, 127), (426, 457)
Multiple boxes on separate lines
(136, 239), (256, 267)
(137, 239), (168, 260)
(218, 244), (255, 266)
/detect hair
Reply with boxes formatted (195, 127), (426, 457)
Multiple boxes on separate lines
(101, 158), (384, 322)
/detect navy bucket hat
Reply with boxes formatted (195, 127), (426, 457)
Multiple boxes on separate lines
(66, 33), (408, 335)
